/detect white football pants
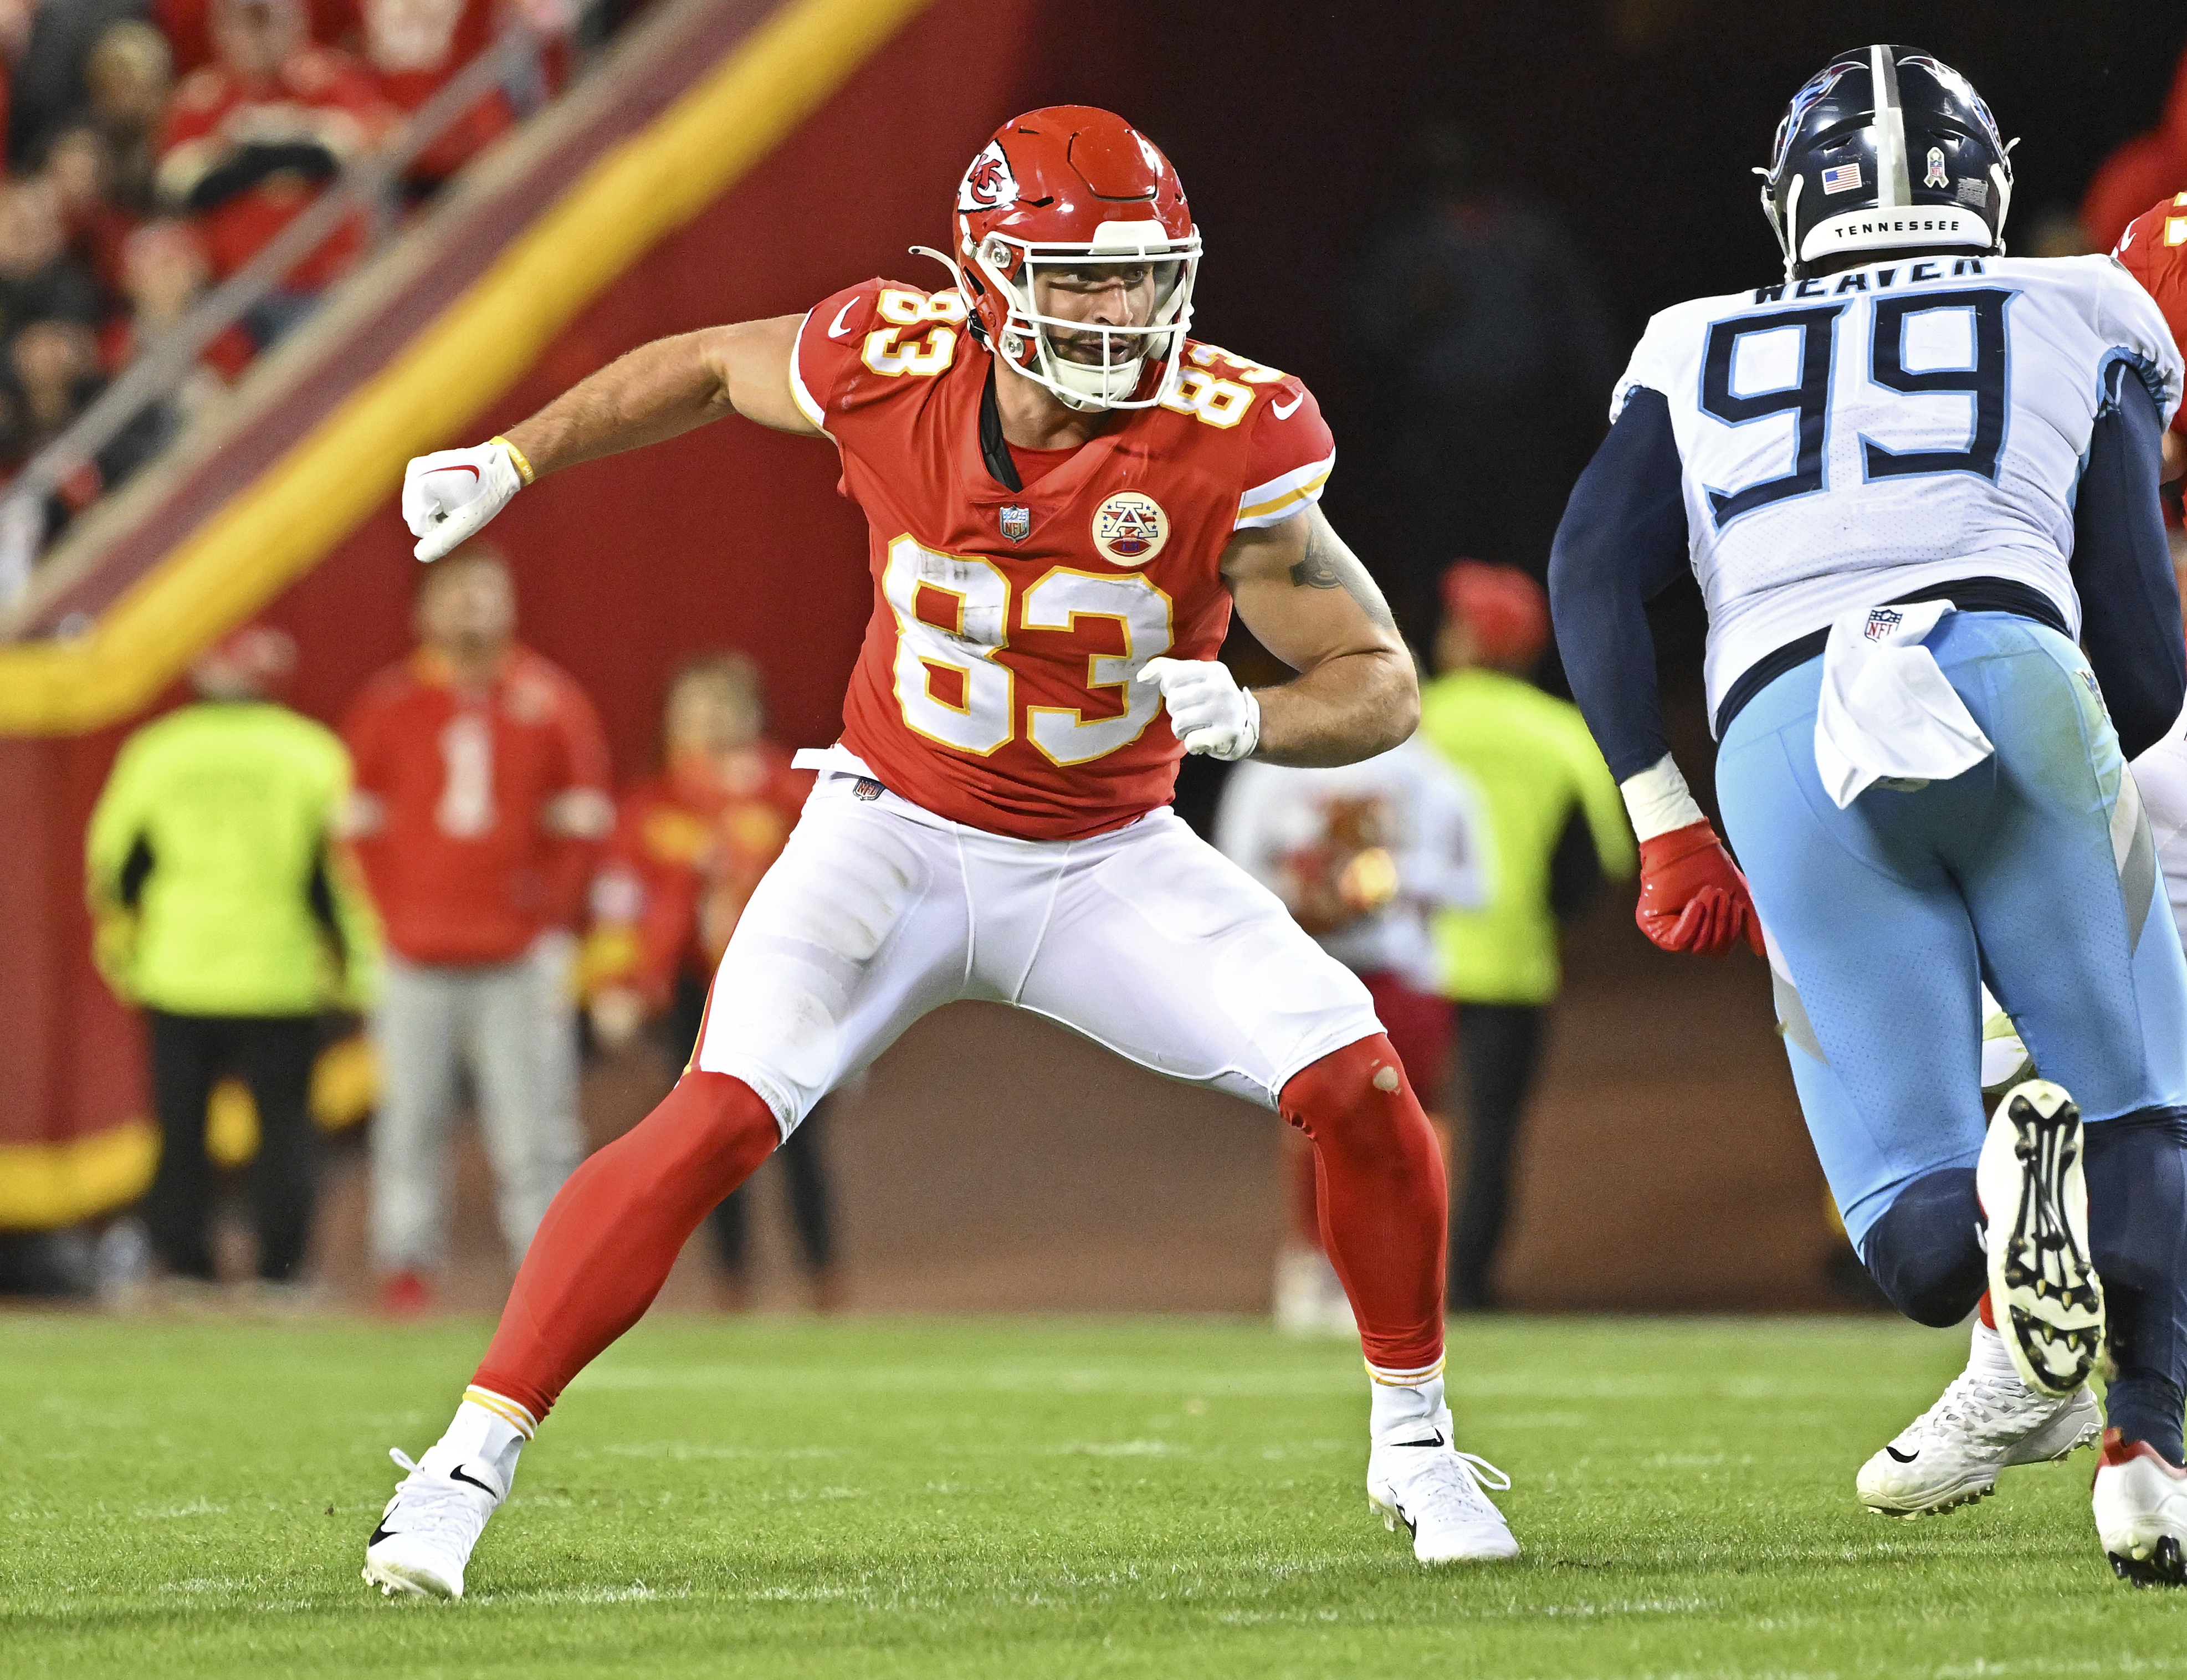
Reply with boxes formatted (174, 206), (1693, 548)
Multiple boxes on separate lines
(695, 758), (1386, 1133)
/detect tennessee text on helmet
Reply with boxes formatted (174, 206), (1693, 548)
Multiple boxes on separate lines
(1759, 44), (2015, 280)
(923, 106), (1200, 413)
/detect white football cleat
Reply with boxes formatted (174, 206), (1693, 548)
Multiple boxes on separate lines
(1366, 1428), (1519, 1564)
(1857, 1322), (2099, 1518)
(2094, 1429), (2187, 1587)
(1978, 1079), (2104, 1397)
(362, 1447), (505, 1600)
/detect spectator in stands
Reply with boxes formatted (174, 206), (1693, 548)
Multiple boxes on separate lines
(1418, 561), (1634, 1310)
(329, 0), (515, 197)
(85, 622), (379, 1295)
(0, 176), (100, 337)
(87, 19), (175, 213)
(155, 0), (390, 349)
(1344, 121), (1619, 648)
(587, 653), (843, 1311)
(8, 0), (141, 167)
(43, 122), (135, 294)
(1215, 731), (1488, 1337)
(101, 218), (251, 399)
(344, 545), (611, 1316)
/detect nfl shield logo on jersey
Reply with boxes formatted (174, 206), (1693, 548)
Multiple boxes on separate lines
(1864, 607), (1904, 642)
(1092, 491), (1169, 567)
(999, 504), (1031, 542)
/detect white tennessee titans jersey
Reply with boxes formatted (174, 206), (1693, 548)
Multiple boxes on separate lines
(1611, 253), (2184, 719)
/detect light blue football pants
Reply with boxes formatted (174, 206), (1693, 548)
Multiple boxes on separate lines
(1715, 611), (2187, 1249)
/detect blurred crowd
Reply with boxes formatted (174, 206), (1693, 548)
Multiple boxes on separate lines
(85, 544), (841, 1315)
(0, 0), (573, 562)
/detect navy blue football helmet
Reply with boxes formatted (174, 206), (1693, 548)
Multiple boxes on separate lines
(1760, 45), (2015, 280)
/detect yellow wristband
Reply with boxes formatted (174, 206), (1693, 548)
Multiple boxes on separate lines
(490, 435), (536, 486)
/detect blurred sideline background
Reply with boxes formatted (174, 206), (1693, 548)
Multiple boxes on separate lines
(3, 0), (2183, 1312)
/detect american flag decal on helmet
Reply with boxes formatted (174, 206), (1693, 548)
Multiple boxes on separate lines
(1822, 162), (1863, 194)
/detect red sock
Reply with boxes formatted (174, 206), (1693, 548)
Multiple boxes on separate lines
(1978, 1289), (1996, 1330)
(1279, 1034), (1447, 1371)
(472, 1071), (780, 1422)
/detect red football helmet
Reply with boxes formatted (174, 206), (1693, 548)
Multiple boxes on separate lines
(932, 106), (1200, 412)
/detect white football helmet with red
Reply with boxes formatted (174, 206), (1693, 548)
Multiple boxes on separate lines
(936, 105), (1200, 412)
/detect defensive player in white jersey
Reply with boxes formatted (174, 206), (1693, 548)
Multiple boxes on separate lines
(359, 107), (1518, 1600)
(1549, 47), (2187, 1585)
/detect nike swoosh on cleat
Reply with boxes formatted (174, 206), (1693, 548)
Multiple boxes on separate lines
(369, 1524), (397, 1545)
(1886, 1446), (1919, 1463)
(449, 1464), (497, 1495)
(1392, 1435), (1446, 1449)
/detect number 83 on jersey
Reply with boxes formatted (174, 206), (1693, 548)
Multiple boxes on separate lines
(880, 535), (1174, 766)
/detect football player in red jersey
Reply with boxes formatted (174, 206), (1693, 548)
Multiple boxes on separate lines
(2116, 192), (2187, 489)
(363, 107), (1514, 1599)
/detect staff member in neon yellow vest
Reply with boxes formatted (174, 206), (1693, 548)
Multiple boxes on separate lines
(1418, 562), (1635, 1309)
(85, 624), (380, 1291)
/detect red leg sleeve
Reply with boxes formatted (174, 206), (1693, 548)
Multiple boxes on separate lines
(472, 1071), (780, 1421)
(1279, 1034), (1447, 1371)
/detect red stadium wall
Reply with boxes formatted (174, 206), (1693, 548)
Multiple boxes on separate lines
(0, 0), (1037, 1218)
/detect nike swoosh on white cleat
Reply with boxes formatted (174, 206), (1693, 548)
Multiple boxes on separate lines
(828, 301), (858, 339)
(1272, 393), (1304, 419)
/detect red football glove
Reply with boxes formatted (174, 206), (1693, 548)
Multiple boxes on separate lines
(1634, 820), (1764, 956)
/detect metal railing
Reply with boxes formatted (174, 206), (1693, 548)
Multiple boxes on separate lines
(0, 18), (581, 612)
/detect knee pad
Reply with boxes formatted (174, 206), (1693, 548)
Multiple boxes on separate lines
(1860, 1168), (1985, 1327)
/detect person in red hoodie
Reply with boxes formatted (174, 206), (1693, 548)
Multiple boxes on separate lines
(344, 544), (612, 1314)
(153, 0), (391, 350)
(587, 653), (842, 1310)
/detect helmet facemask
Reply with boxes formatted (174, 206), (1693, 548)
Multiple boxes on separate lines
(965, 218), (1201, 412)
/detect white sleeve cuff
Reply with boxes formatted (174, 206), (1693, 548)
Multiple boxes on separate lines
(1619, 752), (1707, 842)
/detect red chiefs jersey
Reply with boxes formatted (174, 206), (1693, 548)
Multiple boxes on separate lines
(343, 644), (612, 966)
(790, 278), (1336, 841)
(2118, 192), (2187, 438)
(588, 743), (814, 1007)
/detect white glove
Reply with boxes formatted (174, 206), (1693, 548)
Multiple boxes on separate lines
(403, 438), (529, 562)
(1136, 656), (1261, 760)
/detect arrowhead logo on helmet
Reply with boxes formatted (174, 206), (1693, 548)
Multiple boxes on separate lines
(921, 106), (1202, 415)
(956, 141), (1018, 213)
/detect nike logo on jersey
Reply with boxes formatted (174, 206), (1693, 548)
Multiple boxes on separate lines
(1271, 393), (1304, 419)
(2121, 222), (2138, 249)
(1885, 1445), (1919, 1463)
(828, 301), (859, 339)
(449, 1464), (498, 1495)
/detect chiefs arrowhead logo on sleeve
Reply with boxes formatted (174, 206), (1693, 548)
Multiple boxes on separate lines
(956, 141), (1018, 213)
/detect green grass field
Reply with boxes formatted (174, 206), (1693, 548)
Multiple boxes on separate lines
(8, 1312), (2187, 1677)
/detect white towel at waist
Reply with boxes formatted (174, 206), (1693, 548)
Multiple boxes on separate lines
(1813, 600), (1995, 810)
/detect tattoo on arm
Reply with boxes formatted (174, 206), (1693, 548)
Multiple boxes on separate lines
(1287, 515), (1396, 629)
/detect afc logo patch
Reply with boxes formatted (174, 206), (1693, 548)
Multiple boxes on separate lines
(998, 504), (1031, 542)
(1863, 607), (1904, 642)
(956, 140), (1018, 213)
(1091, 491), (1168, 567)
